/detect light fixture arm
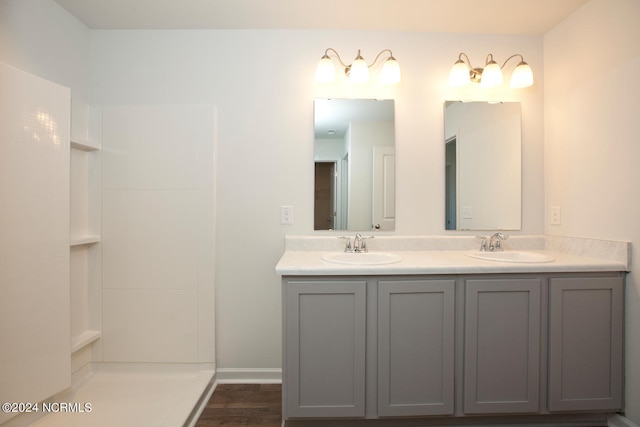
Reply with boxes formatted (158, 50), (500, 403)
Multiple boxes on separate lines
(485, 53), (497, 66)
(321, 47), (349, 69)
(456, 52), (473, 67)
(322, 47), (396, 69)
(454, 52), (484, 83)
(316, 47), (401, 85)
(500, 54), (526, 69)
(457, 52), (525, 70)
(368, 49), (396, 67)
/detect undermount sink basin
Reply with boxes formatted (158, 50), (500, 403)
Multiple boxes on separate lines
(465, 250), (555, 263)
(321, 252), (402, 265)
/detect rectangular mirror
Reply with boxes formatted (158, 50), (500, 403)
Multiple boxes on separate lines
(314, 99), (395, 231)
(444, 101), (522, 230)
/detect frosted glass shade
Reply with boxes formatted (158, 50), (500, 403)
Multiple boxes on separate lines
(380, 57), (401, 84)
(510, 61), (534, 88)
(316, 56), (336, 83)
(449, 60), (470, 87)
(480, 62), (503, 87)
(349, 57), (369, 84)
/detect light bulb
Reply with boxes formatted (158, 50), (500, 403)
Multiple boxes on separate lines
(380, 57), (401, 84)
(480, 61), (503, 88)
(315, 55), (336, 83)
(510, 61), (534, 88)
(449, 60), (470, 87)
(349, 53), (369, 84)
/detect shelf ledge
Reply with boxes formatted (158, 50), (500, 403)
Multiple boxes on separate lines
(71, 140), (100, 151)
(70, 236), (101, 246)
(71, 330), (101, 353)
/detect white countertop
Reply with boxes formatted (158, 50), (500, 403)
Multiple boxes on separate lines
(276, 249), (627, 276)
(275, 235), (630, 276)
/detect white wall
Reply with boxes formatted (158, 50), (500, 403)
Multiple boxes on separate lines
(0, 0), (89, 139)
(544, 0), (640, 424)
(88, 29), (544, 371)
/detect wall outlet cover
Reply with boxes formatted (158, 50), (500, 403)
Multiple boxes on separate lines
(281, 205), (294, 225)
(551, 206), (561, 226)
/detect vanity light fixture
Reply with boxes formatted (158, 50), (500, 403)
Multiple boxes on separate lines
(449, 53), (534, 88)
(316, 48), (401, 85)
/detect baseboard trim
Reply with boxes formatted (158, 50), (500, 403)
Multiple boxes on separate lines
(609, 415), (640, 427)
(215, 368), (282, 384)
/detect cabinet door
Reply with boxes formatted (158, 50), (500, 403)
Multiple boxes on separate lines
(548, 276), (623, 412)
(464, 279), (541, 414)
(378, 280), (455, 416)
(285, 280), (366, 418)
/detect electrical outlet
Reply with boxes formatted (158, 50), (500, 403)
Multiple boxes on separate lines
(462, 206), (473, 219)
(281, 205), (294, 225)
(551, 206), (561, 226)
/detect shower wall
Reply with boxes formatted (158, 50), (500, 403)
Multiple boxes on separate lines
(99, 105), (216, 364)
(0, 61), (71, 424)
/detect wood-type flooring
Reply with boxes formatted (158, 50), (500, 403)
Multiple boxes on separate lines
(195, 383), (282, 427)
(194, 383), (608, 427)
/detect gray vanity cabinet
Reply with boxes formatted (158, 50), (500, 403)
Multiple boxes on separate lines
(282, 272), (624, 424)
(377, 279), (456, 416)
(283, 280), (367, 418)
(548, 276), (624, 412)
(464, 278), (541, 414)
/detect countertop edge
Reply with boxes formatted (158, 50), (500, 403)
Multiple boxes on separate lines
(275, 250), (628, 277)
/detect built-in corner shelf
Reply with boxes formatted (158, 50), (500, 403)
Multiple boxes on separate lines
(71, 330), (101, 353)
(70, 139), (100, 151)
(70, 235), (101, 247)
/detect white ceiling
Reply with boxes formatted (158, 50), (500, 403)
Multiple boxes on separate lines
(53, 0), (588, 34)
(314, 99), (395, 139)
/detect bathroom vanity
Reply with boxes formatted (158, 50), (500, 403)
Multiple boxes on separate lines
(276, 235), (630, 427)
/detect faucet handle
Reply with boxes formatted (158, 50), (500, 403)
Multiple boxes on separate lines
(475, 236), (488, 252)
(488, 232), (507, 251)
(359, 235), (374, 252)
(338, 236), (352, 252)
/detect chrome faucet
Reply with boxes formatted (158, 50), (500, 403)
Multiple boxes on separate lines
(489, 232), (506, 251)
(476, 233), (507, 252)
(354, 233), (364, 252)
(476, 236), (488, 251)
(339, 233), (373, 253)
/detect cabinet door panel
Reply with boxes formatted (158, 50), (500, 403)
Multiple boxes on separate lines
(285, 281), (366, 418)
(548, 276), (623, 412)
(378, 280), (455, 416)
(464, 279), (541, 414)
